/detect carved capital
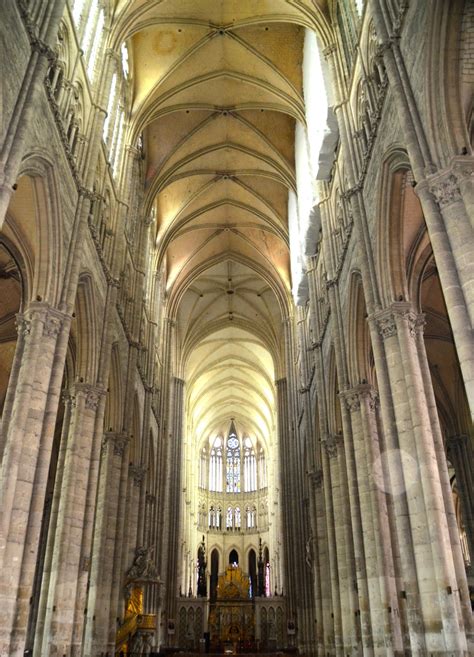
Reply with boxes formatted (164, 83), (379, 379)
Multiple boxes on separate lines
(129, 464), (146, 487)
(308, 469), (323, 489)
(321, 433), (343, 459)
(451, 157), (474, 184)
(356, 384), (379, 412)
(43, 314), (62, 338)
(23, 303), (68, 339)
(429, 173), (462, 209)
(103, 431), (129, 457)
(344, 392), (361, 413)
(15, 314), (30, 337)
(72, 383), (105, 411)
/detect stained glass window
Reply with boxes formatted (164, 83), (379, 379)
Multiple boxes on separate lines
(226, 432), (240, 492)
(210, 437), (223, 491)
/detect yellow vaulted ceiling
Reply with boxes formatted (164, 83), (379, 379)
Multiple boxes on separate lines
(115, 0), (330, 448)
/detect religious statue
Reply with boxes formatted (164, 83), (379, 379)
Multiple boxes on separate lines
(126, 545), (160, 582)
(197, 535), (207, 597)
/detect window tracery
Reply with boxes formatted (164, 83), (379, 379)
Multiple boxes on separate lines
(199, 423), (268, 533)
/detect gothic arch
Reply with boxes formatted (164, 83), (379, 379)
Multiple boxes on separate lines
(104, 342), (123, 432)
(13, 153), (63, 304)
(376, 146), (422, 307)
(425, 0), (473, 162)
(346, 271), (372, 387)
(72, 273), (100, 383)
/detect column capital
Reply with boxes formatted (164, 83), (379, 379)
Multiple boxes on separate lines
(23, 302), (70, 339)
(321, 432), (343, 459)
(451, 155), (474, 183)
(15, 313), (30, 337)
(308, 469), (323, 489)
(129, 463), (147, 487)
(371, 302), (418, 340)
(102, 431), (129, 457)
(427, 169), (462, 209)
(341, 384), (379, 412)
(71, 382), (106, 411)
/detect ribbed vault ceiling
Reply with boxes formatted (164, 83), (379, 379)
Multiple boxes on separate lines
(118, 0), (330, 447)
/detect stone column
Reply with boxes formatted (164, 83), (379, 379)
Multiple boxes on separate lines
(447, 435), (474, 565)
(0, 314), (29, 454)
(308, 469), (327, 657)
(82, 432), (128, 657)
(0, 302), (70, 657)
(36, 382), (104, 657)
(163, 377), (185, 622)
(373, 303), (468, 654)
(413, 316), (473, 643)
(427, 165), (474, 326)
(343, 386), (403, 656)
(368, 1), (474, 419)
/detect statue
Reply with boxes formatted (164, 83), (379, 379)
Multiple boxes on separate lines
(197, 535), (207, 597)
(126, 546), (160, 582)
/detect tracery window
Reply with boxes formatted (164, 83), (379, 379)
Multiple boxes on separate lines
(226, 432), (240, 493)
(226, 506), (233, 529)
(101, 41), (130, 176)
(209, 437), (223, 492)
(200, 448), (207, 488)
(258, 448), (267, 488)
(243, 437), (257, 492)
(246, 506), (257, 529)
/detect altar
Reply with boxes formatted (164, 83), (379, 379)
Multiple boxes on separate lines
(208, 565), (256, 652)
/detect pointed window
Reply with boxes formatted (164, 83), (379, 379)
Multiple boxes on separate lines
(209, 437), (223, 492)
(243, 437), (257, 492)
(226, 424), (240, 493)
